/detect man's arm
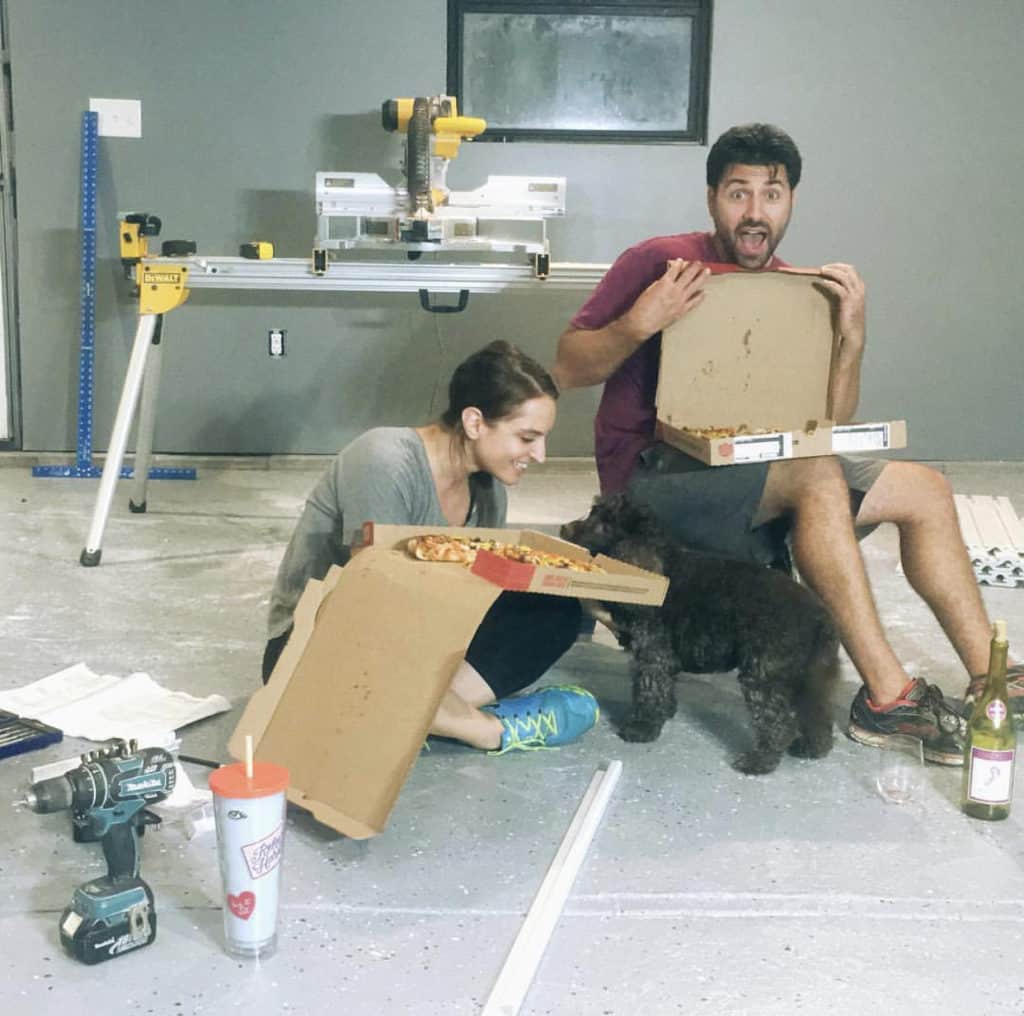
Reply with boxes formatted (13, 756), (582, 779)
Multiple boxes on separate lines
(817, 262), (866, 423)
(554, 259), (710, 391)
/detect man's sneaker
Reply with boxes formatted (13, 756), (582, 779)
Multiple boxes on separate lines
(484, 685), (599, 754)
(963, 663), (1024, 719)
(847, 677), (966, 765)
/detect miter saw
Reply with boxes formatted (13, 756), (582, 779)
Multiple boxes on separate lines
(314, 95), (565, 275)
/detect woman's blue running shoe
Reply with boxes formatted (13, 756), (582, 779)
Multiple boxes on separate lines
(484, 685), (599, 754)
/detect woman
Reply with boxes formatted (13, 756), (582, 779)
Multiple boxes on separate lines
(263, 340), (596, 754)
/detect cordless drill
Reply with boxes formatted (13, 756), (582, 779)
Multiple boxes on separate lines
(24, 738), (177, 964)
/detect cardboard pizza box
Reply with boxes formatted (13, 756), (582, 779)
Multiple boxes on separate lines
(367, 524), (668, 605)
(656, 270), (907, 465)
(228, 528), (666, 840)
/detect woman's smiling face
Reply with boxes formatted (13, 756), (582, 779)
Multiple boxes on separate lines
(467, 395), (557, 485)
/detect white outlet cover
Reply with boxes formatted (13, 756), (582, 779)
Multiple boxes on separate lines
(89, 98), (142, 138)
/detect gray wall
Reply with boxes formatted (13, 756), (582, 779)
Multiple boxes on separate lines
(8, 0), (1023, 458)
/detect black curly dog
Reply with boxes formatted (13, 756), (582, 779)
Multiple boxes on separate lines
(561, 494), (840, 774)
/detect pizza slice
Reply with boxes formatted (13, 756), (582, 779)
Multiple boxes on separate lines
(405, 534), (605, 573)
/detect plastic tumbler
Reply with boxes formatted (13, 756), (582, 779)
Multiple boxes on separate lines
(209, 760), (290, 959)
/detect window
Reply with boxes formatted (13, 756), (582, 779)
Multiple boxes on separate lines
(447, 1), (712, 144)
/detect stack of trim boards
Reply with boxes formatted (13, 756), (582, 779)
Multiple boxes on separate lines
(954, 495), (1024, 588)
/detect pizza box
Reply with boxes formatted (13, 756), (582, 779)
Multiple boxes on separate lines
(365, 523), (669, 605)
(228, 526), (666, 840)
(656, 270), (907, 466)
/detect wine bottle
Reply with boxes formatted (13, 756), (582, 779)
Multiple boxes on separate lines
(962, 620), (1015, 821)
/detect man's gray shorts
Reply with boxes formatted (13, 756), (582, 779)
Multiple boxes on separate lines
(626, 442), (888, 566)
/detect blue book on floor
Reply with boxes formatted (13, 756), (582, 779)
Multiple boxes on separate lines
(0, 710), (63, 760)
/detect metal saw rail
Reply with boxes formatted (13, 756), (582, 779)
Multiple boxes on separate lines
(78, 251), (611, 565)
(167, 256), (610, 295)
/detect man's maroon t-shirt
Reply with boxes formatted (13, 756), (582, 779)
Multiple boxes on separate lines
(569, 231), (785, 494)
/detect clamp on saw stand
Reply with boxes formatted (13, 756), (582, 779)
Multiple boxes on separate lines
(313, 95), (565, 308)
(79, 214), (195, 566)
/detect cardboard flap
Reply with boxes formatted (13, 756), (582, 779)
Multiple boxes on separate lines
(657, 272), (836, 431)
(234, 547), (501, 839)
(288, 790), (378, 842)
(228, 570), (339, 762)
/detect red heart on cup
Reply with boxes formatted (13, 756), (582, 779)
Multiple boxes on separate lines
(227, 891), (255, 920)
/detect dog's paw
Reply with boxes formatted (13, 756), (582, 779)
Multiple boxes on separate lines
(618, 717), (664, 743)
(731, 750), (782, 775)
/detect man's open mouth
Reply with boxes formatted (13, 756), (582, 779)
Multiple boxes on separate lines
(736, 228), (769, 257)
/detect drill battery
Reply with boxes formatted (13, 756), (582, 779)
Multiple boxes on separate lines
(61, 877), (156, 964)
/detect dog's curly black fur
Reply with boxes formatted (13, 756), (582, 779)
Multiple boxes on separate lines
(561, 493), (840, 774)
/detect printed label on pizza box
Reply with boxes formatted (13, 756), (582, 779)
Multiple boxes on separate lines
(540, 573), (571, 590)
(732, 432), (792, 463)
(656, 419), (905, 467)
(831, 423), (892, 452)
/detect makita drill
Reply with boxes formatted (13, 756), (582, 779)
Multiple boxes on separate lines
(24, 738), (177, 964)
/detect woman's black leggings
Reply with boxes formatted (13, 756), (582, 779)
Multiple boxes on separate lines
(261, 591), (582, 699)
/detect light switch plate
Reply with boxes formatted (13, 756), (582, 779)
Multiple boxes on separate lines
(89, 98), (142, 138)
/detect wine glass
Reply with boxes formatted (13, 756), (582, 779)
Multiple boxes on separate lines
(875, 734), (925, 804)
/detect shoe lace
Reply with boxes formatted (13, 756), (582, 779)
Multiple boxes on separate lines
(923, 683), (966, 736)
(490, 708), (560, 756)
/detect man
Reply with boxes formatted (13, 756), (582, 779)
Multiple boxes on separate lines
(554, 123), (1019, 765)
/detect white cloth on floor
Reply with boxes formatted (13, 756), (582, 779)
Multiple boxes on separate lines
(0, 662), (230, 742)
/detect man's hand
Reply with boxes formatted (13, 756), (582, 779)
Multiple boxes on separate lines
(554, 258), (709, 391)
(617, 258), (710, 341)
(816, 262), (866, 351)
(813, 262), (865, 423)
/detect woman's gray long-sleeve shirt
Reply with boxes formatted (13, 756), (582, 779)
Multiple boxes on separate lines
(266, 427), (508, 638)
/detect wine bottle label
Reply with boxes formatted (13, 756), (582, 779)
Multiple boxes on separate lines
(967, 747), (1015, 805)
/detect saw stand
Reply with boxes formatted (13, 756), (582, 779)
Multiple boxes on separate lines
(80, 220), (609, 565)
(80, 256), (192, 566)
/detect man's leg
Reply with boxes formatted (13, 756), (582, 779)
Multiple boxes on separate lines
(854, 461), (992, 684)
(754, 455), (913, 704)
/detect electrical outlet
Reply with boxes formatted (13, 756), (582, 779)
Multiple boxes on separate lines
(89, 98), (142, 138)
(268, 329), (287, 358)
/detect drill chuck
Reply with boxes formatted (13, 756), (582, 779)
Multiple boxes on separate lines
(25, 774), (74, 814)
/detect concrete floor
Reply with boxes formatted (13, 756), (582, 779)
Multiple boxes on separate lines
(2, 455), (1024, 1015)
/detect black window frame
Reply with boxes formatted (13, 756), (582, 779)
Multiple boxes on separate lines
(446, 0), (713, 144)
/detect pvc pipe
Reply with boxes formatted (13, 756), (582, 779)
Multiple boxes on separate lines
(482, 760), (622, 1016)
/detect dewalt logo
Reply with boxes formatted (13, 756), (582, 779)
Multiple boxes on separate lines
(143, 271), (184, 285)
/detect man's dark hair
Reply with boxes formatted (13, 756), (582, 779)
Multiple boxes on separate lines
(706, 123), (802, 190)
(442, 340), (558, 431)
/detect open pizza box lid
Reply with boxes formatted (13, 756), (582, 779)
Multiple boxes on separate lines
(228, 525), (666, 839)
(656, 271), (906, 465)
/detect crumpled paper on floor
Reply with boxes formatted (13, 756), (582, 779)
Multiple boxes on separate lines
(0, 662), (230, 743)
